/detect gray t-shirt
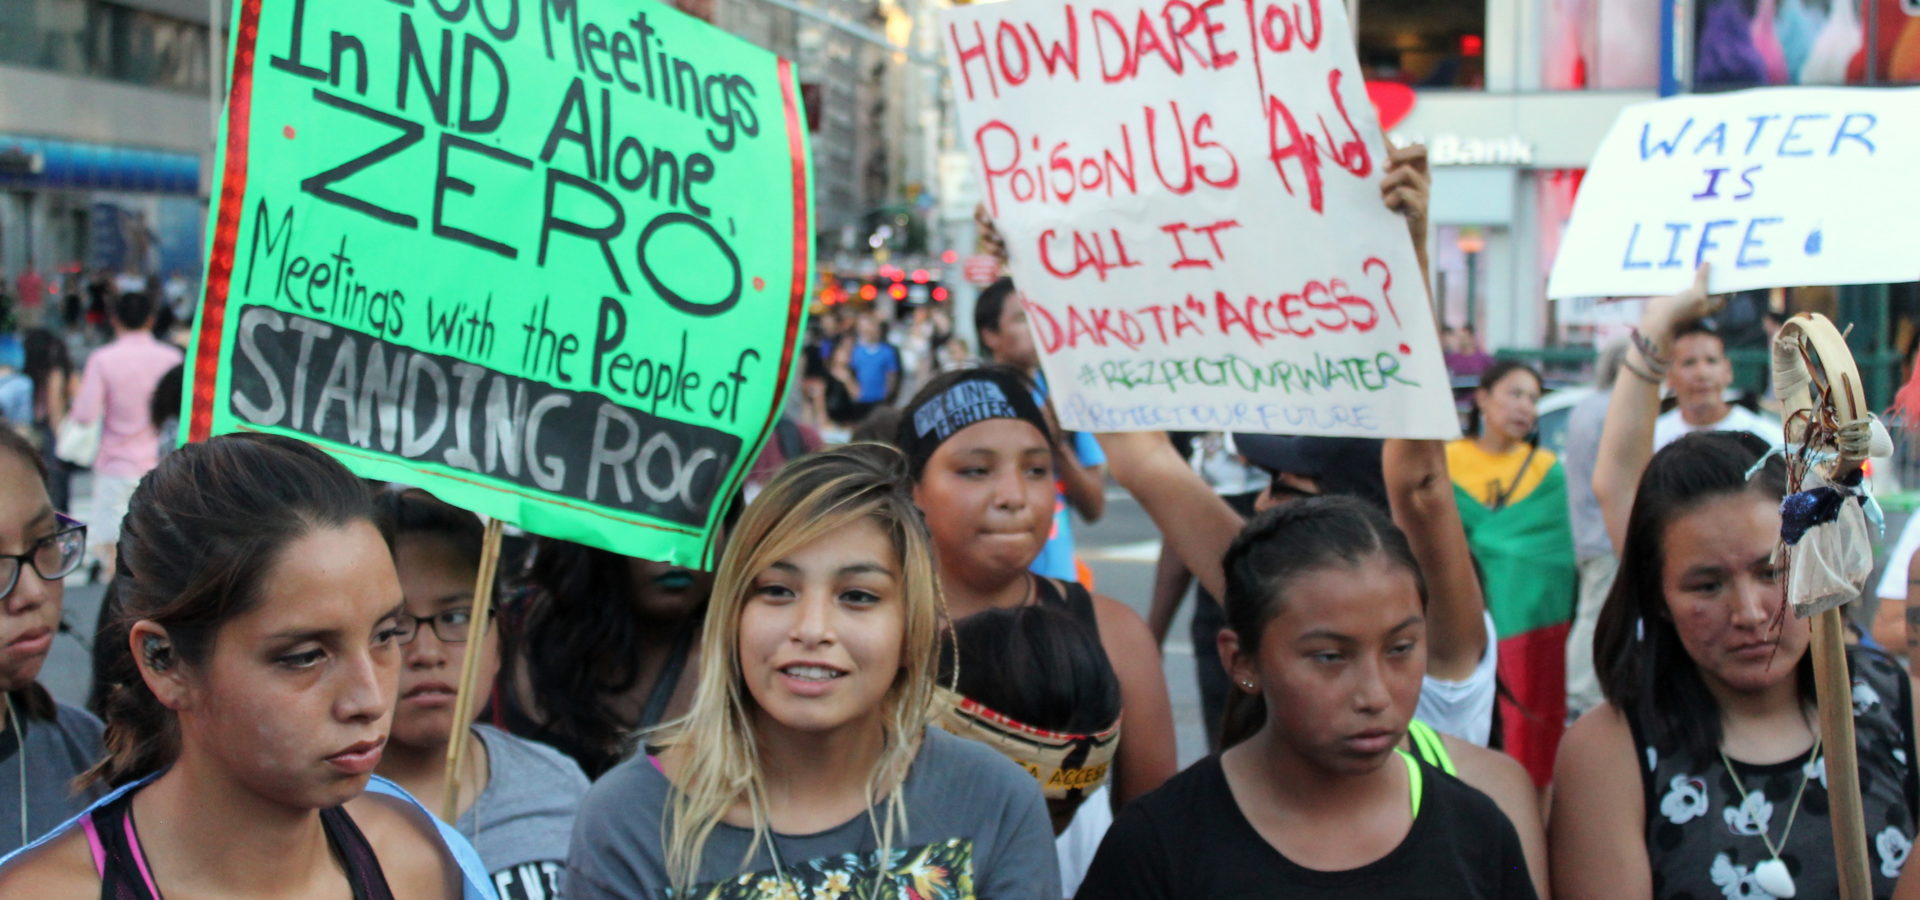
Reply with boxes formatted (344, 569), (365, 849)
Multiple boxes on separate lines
(566, 726), (1060, 900)
(0, 699), (105, 856)
(458, 724), (590, 900)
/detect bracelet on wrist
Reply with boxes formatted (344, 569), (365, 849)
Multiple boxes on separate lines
(1630, 327), (1672, 370)
(1621, 355), (1664, 385)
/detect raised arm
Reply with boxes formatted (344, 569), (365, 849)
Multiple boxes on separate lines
(1383, 438), (1486, 681)
(1056, 439), (1108, 523)
(1593, 265), (1718, 554)
(1375, 143), (1488, 679)
(1098, 431), (1245, 602)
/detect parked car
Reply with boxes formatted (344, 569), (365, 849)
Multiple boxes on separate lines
(1533, 386), (1594, 456)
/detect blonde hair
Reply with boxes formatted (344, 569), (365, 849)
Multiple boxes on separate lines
(653, 442), (950, 891)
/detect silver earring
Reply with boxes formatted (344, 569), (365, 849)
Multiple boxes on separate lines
(1240, 680), (1255, 690)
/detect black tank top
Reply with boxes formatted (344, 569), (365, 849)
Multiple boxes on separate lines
(1628, 647), (1919, 898)
(1032, 575), (1099, 631)
(84, 789), (395, 900)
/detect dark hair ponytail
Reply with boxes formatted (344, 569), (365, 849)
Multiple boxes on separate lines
(82, 433), (375, 788)
(1216, 496), (1426, 747)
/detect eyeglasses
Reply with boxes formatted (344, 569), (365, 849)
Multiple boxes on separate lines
(1, 515), (88, 601)
(391, 607), (491, 645)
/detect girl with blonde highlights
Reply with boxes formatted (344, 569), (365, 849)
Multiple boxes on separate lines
(566, 443), (1058, 900)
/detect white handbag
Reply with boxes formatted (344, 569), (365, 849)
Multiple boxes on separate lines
(54, 416), (101, 467)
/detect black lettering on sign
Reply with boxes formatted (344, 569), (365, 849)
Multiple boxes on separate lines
(229, 306), (736, 526)
(637, 212), (740, 317)
(301, 90), (426, 228)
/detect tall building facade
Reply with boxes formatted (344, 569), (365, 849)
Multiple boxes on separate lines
(0, 0), (216, 305)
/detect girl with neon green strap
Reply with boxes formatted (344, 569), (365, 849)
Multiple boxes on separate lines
(1078, 496), (1536, 899)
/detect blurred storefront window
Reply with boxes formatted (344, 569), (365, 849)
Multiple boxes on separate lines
(1358, 0), (1488, 89)
(1541, 0), (1663, 89)
(1692, 0), (1920, 89)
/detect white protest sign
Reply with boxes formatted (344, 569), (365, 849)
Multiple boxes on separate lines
(1548, 87), (1920, 299)
(943, 0), (1458, 439)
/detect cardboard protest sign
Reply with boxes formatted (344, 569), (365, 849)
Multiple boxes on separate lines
(942, 0), (1456, 439)
(186, 0), (813, 566)
(1548, 87), (1920, 299)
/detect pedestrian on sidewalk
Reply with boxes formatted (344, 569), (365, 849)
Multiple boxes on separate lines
(67, 292), (180, 579)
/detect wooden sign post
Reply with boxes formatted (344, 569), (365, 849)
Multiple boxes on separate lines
(439, 518), (505, 823)
(1774, 312), (1874, 899)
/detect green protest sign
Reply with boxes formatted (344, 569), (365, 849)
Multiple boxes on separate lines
(185, 0), (814, 566)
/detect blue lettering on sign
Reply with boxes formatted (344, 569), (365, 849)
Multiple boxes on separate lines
(1831, 113), (1877, 155)
(1736, 217), (1783, 268)
(1622, 223), (1652, 270)
(1776, 113), (1829, 157)
(1639, 117), (1694, 159)
(1695, 219), (1736, 268)
(1639, 110), (1875, 160)
(1693, 123), (1728, 156)
(1615, 107), (1876, 274)
(1620, 217), (1797, 273)
(1062, 395), (1382, 434)
(1661, 223), (1691, 268)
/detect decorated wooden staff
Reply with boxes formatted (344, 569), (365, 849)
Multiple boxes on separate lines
(439, 518), (506, 822)
(1771, 312), (1892, 899)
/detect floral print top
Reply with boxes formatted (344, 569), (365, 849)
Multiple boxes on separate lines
(1629, 647), (1919, 899)
(672, 839), (975, 900)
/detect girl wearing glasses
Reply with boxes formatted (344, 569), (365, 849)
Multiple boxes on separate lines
(0, 427), (103, 855)
(0, 433), (493, 898)
(373, 488), (589, 897)
(567, 443), (1058, 899)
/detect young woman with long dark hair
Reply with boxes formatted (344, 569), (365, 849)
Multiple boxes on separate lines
(1076, 497), (1534, 897)
(1552, 266), (1918, 898)
(497, 539), (712, 779)
(0, 433), (492, 897)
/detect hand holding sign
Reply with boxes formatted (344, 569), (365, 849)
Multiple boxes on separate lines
(1548, 87), (1920, 299)
(943, 0), (1457, 439)
(1640, 263), (1722, 348)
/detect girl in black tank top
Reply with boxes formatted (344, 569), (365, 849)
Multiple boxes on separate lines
(0, 435), (486, 898)
(84, 791), (393, 900)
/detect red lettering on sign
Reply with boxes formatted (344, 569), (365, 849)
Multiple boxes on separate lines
(1028, 11), (1082, 78)
(949, 20), (998, 101)
(1026, 297), (1066, 353)
(995, 21), (1032, 87)
(1039, 228), (1143, 281)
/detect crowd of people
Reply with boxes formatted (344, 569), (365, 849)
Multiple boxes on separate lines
(0, 146), (1912, 900)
